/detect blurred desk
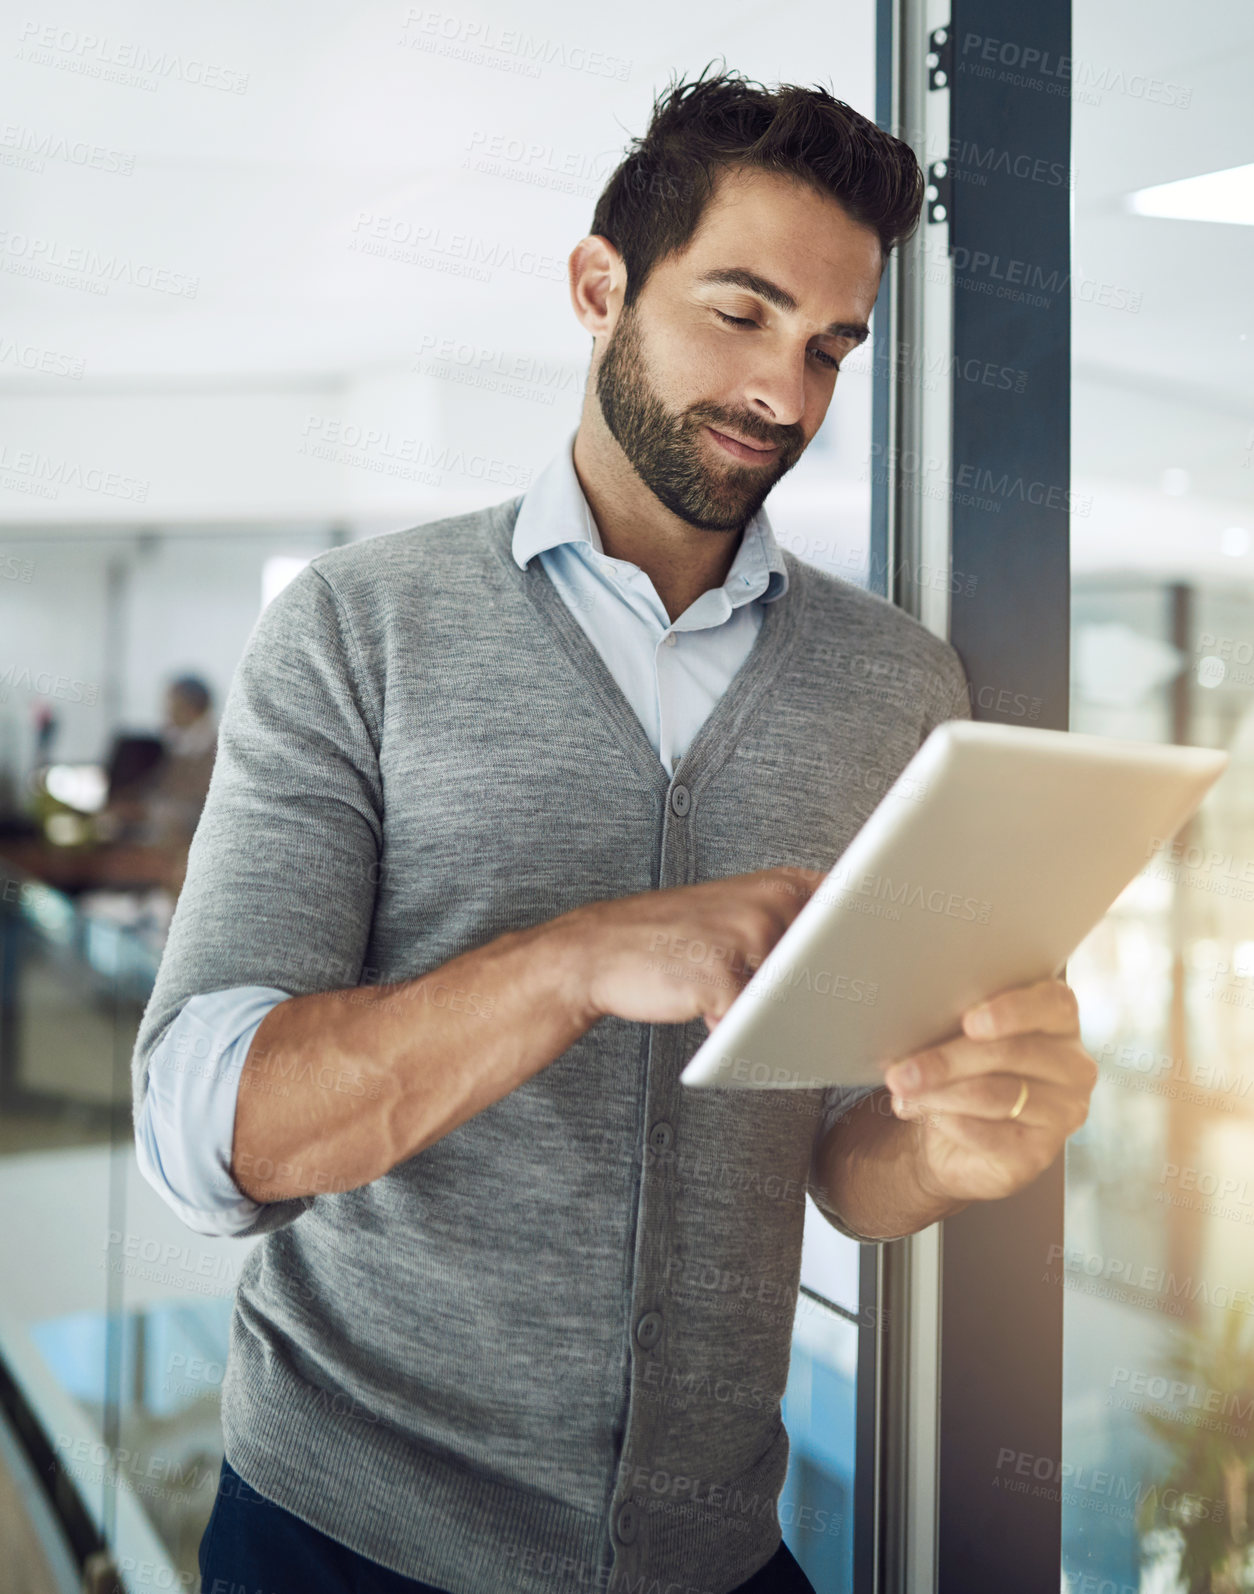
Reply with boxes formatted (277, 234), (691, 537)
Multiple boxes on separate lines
(0, 839), (185, 895)
(0, 851), (161, 1119)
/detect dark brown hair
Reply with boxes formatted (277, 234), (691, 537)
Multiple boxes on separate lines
(590, 62), (924, 310)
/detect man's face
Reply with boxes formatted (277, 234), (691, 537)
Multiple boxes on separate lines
(594, 165), (883, 532)
(166, 688), (200, 728)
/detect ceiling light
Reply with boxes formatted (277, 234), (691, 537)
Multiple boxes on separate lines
(1127, 163), (1254, 226)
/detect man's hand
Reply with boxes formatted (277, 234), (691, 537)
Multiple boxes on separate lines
(882, 978), (1098, 1204)
(571, 865), (826, 1030)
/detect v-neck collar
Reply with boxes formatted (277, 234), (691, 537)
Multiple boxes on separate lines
(484, 495), (808, 799)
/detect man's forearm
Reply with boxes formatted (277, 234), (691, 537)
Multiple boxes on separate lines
(231, 914), (596, 1204)
(812, 1088), (969, 1241)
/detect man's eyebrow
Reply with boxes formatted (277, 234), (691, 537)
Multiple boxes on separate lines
(695, 267), (870, 344)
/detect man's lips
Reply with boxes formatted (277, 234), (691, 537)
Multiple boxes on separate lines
(705, 425), (781, 464)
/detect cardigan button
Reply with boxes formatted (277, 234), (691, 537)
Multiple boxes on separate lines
(615, 1500), (639, 1543)
(635, 1310), (663, 1349)
(670, 784), (691, 817)
(648, 1120), (673, 1152)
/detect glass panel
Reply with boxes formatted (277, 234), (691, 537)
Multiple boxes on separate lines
(1, 4), (885, 1588)
(0, 527), (314, 1588)
(1066, 3), (1254, 1589)
(0, 867), (134, 1547)
(781, 1294), (859, 1589)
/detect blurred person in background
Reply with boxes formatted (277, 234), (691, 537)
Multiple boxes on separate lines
(145, 673), (218, 845)
(93, 674), (217, 891)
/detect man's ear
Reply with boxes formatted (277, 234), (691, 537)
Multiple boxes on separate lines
(569, 234), (625, 341)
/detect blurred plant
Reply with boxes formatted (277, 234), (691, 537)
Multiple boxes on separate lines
(1135, 1311), (1254, 1592)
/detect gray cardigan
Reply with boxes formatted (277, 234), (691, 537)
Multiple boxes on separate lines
(131, 492), (969, 1594)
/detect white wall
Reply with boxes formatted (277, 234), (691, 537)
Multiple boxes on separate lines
(0, 0), (882, 790)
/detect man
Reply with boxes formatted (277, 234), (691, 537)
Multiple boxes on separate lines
(145, 676), (218, 845)
(92, 675), (217, 891)
(133, 67), (1097, 1594)
(97, 676), (217, 847)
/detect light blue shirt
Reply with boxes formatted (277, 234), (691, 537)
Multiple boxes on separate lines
(135, 426), (790, 1237)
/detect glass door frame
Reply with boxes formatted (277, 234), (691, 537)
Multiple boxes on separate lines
(863, 0), (1071, 1588)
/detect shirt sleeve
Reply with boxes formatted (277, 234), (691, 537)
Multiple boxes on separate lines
(134, 986), (302, 1239)
(807, 1084), (886, 1241)
(130, 558), (385, 1230)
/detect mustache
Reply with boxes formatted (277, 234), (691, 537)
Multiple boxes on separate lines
(694, 412), (800, 455)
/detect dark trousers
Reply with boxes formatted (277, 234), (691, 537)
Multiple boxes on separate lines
(199, 1456), (818, 1594)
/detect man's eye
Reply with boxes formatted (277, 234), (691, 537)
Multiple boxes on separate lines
(715, 309), (841, 372)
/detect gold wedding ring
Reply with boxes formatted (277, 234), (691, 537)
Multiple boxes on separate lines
(1008, 1078), (1030, 1121)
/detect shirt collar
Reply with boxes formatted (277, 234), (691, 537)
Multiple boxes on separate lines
(512, 426), (789, 607)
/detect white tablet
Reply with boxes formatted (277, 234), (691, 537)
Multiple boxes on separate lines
(679, 720), (1228, 1092)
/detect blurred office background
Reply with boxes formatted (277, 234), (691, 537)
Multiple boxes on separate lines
(0, 7), (876, 1592)
(0, 1), (1250, 1591)
(1061, 4), (1254, 1592)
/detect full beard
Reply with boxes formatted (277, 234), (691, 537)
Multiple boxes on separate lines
(595, 304), (798, 531)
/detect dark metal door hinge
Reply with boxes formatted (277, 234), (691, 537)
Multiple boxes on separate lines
(927, 24), (952, 89)
(926, 160), (952, 224)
